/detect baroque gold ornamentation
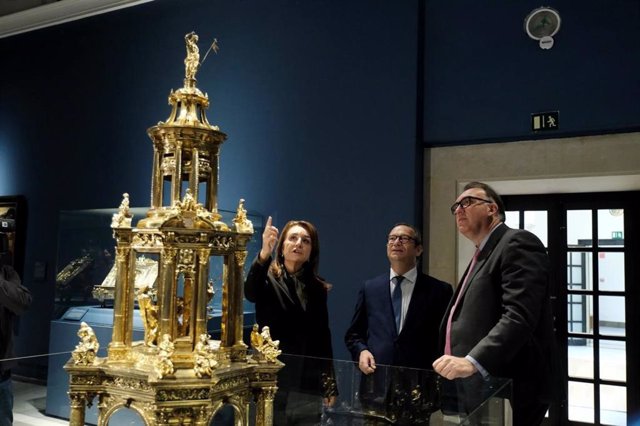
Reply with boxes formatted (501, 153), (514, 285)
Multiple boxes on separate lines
(156, 388), (210, 402)
(234, 250), (248, 268)
(132, 232), (164, 247)
(72, 322), (100, 365)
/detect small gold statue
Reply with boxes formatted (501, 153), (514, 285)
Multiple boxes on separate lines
(72, 322), (100, 365)
(155, 334), (175, 378)
(111, 193), (133, 228)
(193, 333), (218, 378)
(184, 31), (200, 81)
(137, 285), (159, 346)
(232, 198), (254, 234)
(250, 324), (281, 363)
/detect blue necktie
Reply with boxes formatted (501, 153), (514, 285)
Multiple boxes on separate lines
(392, 275), (405, 332)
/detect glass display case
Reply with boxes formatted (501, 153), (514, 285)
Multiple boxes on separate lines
(53, 206), (263, 317)
(40, 352), (511, 425)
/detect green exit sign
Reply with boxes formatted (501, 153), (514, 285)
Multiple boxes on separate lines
(612, 231), (623, 239)
(531, 111), (559, 131)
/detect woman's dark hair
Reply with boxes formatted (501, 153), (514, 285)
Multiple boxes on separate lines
(270, 220), (320, 279)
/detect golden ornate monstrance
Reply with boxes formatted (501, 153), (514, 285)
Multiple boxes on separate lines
(64, 33), (282, 426)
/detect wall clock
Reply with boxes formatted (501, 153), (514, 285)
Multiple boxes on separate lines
(524, 7), (561, 49)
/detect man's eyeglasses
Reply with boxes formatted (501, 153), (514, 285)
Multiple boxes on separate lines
(450, 196), (493, 215)
(387, 235), (415, 244)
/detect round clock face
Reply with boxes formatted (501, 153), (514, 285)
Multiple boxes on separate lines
(525, 7), (561, 40)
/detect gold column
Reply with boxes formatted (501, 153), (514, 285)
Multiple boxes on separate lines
(220, 254), (232, 348)
(195, 247), (211, 340)
(190, 147), (200, 201)
(109, 245), (130, 357)
(232, 250), (248, 351)
(255, 386), (277, 426)
(172, 143), (183, 204)
(151, 145), (163, 208)
(159, 247), (177, 338)
(207, 149), (219, 212)
(68, 392), (86, 426)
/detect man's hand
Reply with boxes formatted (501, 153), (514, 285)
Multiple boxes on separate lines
(432, 355), (477, 380)
(358, 350), (376, 375)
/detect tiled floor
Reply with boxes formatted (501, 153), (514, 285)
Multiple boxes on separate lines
(12, 380), (67, 426)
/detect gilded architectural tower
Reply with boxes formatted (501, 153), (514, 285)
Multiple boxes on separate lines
(65, 33), (282, 426)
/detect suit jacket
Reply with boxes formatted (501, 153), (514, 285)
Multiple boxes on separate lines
(345, 271), (452, 369)
(440, 223), (557, 411)
(244, 256), (334, 395)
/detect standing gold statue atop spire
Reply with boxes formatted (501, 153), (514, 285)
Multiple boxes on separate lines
(184, 31), (200, 84)
(65, 33), (282, 426)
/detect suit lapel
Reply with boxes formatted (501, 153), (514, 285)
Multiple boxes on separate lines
(374, 275), (398, 337)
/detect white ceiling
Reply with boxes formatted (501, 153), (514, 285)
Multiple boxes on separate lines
(0, 0), (153, 39)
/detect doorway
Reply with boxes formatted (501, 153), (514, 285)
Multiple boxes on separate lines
(503, 191), (640, 425)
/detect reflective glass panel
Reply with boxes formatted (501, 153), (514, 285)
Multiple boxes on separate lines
(505, 211), (520, 229)
(598, 252), (625, 292)
(524, 210), (548, 247)
(567, 295), (593, 335)
(599, 340), (626, 382)
(598, 209), (624, 247)
(567, 252), (593, 290)
(600, 384), (626, 426)
(568, 338), (593, 379)
(567, 210), (592, 247)
(568, 381), (594, 423)
(599, 296), (625, 337)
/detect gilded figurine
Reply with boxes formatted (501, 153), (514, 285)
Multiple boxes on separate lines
(193, 333), (218, 378)
(137, 285), (159, 346)
(155, 334), (175, 378)
(250, 324), (281, 363)
(232, 198), (253, 234)
(184, 31), (200, 81)
(72, 322), (100, 365)
(111, 193), (132, 228)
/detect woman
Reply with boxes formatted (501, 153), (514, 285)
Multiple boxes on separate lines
(244, 216), (337, 425)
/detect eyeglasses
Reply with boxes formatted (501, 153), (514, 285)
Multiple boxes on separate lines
(450, 196), (493, 215)
(387, 235), (416, 244)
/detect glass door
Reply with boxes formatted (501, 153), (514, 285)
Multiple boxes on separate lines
(503, 192), (640, 426)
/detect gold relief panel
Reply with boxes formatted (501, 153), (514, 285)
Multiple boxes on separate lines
(132, 232), (164, 248)
(156, 387), (210, 402)
(212, 376), (250, 393)
(108, 377), (152, 392)
(69, 374), (102, 386)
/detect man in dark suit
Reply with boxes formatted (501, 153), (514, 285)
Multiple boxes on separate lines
(433, 181), (557, 426)
(345, 223), (452, 422)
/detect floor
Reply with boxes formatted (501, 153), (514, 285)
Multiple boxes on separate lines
(12, 380), (67, 426)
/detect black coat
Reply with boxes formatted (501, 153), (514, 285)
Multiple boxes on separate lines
(0, 264), (32, 374)
(244, 257), (335, 394)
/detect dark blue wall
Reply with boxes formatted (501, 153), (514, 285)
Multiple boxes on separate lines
(0, 0), (420, 374)
(424, 1), (640, 145)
